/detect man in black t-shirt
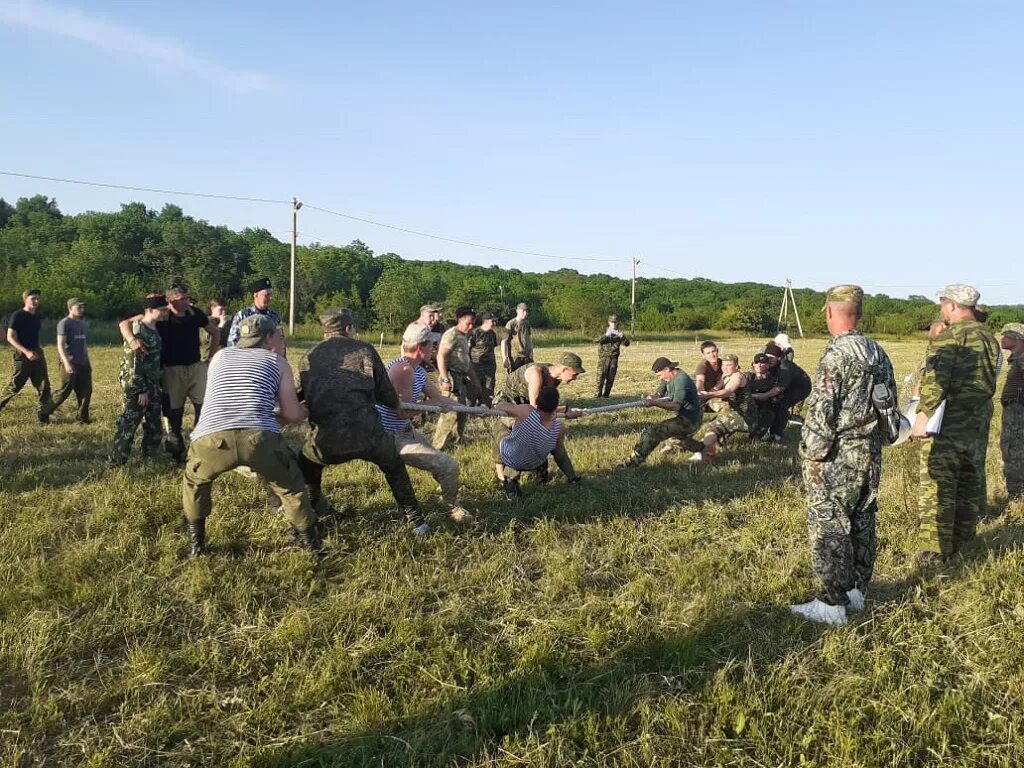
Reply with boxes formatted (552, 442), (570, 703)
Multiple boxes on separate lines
(0, 288), (52, 423)
(118, 283), (220, 462)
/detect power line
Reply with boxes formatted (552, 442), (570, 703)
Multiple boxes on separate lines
(0, 170), (289, 205)
(302, 202), (622, 264)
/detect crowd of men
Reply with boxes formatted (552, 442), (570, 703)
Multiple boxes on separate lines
(2, 280), (1022, 627)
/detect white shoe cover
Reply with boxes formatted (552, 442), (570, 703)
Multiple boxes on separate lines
(846, 588), (865, 611)
(789, 598), (847, 626)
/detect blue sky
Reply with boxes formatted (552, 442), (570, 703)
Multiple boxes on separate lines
(2, 1), (1022, 303)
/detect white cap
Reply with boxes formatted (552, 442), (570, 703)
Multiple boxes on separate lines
(773, 333), (793, 350)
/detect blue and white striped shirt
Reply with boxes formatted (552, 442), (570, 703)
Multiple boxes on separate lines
(500, 410), (562, 470)
(227, 306), (282, 347)
(191, 347), (282, 439)
(377, 357), (425, 433)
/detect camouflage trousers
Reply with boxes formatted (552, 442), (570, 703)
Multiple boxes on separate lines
(596, 355), (619, 398)
(803, 441), (880, 606)
(110, 390), (163, 465)
(1001, 403), (1024, 498)
(917, 435), (983, 555)
(631, 416), (702, 464)
(432, 372), (480, 452)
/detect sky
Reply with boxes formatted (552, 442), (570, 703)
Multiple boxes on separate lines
(1, 0), (1022, 303)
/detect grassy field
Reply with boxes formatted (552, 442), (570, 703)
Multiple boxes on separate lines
(2, 334), (1023, 767)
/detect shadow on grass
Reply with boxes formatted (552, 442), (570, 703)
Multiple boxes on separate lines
(250, 522), (1020, 768)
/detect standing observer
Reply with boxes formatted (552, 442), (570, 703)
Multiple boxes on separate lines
(998, 323), (1024, 501)
(594, 314), (630, 398)
(501, 302), (533, 372)
(0, 288), (52, 423)
(911, 283), (999, 566)
(43, 297), (92, 423)
(790, 285), (898, 627)
(433, 306), (482, 451)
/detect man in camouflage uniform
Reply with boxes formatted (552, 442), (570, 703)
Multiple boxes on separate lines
(912, 283), (999, 566)
(691, 354), (762, 460)
(297, 308), (429, 534)
(468, 313), (498, 406)
(999, 323), (1024, 500)
(227, 277), (280, 347)
(433, 306), (482, 451)
(501, 302), (533, 372)
(108, 295), (169, 466)
(594, 315), (630, 398)
(790, 285), (897, 626)
(494, 354), (584, 408)
(620, 357), (702, 467)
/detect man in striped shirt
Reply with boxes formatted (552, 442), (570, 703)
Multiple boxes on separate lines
(182, 314), (322, 557)
(493, 386), (581, 499)
(377, 324), (470, 522)
(227, 277), (281, 347)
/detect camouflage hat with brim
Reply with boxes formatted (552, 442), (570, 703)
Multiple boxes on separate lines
(320, 308), (355, 333)
(560, 352), (585, 373)
(238, 314), (277, 348)
(1000, 323), (1024, 340)
(402, 323), (432, 346)
(722, 353), (740, 364)
(938, 283), (980, 307)
(821, 284), (864, 310)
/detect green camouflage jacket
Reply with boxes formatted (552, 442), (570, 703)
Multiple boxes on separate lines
(919, 319), (998, 440)
(119, 321), (163, 397)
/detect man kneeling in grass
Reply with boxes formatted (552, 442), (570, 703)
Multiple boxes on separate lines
(493, 386), (582, 499)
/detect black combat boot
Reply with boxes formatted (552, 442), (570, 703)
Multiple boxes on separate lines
(165, 408), (186, 464)
(292, 524), (325, 558)
(187, 519), (206, 558)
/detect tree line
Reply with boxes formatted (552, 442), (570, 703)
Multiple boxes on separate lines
(2, 195), (1021, 336)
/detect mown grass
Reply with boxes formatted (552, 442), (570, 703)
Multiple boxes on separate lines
(2, 335), (1023, 767)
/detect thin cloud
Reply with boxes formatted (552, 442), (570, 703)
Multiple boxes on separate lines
(0, 0), (273, 92)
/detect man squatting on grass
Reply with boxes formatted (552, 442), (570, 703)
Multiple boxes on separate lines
(494, 385), (581, 499)
(620, 356), (703, 467)
(182, 314), (323, 557)
(377, 323), (471, 523)
(790, 284), (898, 626)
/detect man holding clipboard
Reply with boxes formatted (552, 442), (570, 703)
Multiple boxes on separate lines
(912, 283), (999, 568)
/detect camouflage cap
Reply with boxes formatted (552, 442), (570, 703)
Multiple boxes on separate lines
(238, 313), (278, 348)
(560, 352), (585, 373)
(722, 353), (740, 364)
(419, 304), (441, 314)
(66, 297), (85, 310)
(516, 302), (529, 311)
(320, 308), (355, 332)
(938, 283), (980, 307)
(821, 284), (863, 310)
(1000, 323), (1024, 340)
(402, 323), (432, 346)
(608, 314), (618, 323)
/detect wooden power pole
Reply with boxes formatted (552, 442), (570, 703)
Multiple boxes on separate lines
(289, 197), (302, 335)
(630, 257), (640, 337)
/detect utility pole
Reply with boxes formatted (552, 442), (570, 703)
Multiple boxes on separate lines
(289, 197), (302, 335)
(630, 257), (640, 337)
